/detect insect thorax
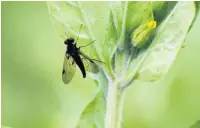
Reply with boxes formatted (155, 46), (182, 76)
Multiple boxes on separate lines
(66, 43), (78, 56)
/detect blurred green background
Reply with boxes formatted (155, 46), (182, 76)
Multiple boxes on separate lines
(1, 1), (200, 128)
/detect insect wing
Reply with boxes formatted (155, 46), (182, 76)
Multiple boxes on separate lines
(79, 51), (103, 74)
(62, 55), (76, 84)
(81, 58), (99, 74)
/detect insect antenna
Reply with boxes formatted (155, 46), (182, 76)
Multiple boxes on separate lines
(61, 32), (68, 39)
(64, 32), (68, 37)
(75, 24), (83, 43)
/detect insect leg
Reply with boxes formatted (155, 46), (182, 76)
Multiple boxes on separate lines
(79, 40), (96, 49)
(61, 32), (68, 39)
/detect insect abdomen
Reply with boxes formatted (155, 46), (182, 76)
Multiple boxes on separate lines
(73, 55), (86, 78)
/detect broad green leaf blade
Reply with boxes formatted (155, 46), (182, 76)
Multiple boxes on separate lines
(76, 71), (108, 128)
(47, 2), (112, 128)
(48, 2), (90, 40)
(47, 1), (120, 75)
(47, 2), (95, 57)
(125, 1), (196, 84)
(76, 92), (105, 128)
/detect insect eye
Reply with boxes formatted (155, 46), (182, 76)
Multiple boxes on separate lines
(64, 40), (68, 45)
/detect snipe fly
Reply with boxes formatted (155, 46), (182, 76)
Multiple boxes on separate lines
(62, 24), (103, 84)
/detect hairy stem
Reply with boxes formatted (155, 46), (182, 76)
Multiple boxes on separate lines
(105, 81), (126, 128)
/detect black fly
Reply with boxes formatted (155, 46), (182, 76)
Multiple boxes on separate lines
(62, 24), (103, 84)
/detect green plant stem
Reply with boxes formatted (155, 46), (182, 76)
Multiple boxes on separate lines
(105, 81), (125, 128)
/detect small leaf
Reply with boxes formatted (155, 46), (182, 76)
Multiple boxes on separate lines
(77, 70), (108, 128)
(76, 92), (105, 128)
(127, 1), (196, 83)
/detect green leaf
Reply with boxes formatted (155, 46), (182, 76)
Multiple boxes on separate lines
(123, 1), (196, 85)
(47, 2), (115, 127)
(77, 70), (108, 127)
(47, 1), (118, 69)
(76, 92), (105, 128)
